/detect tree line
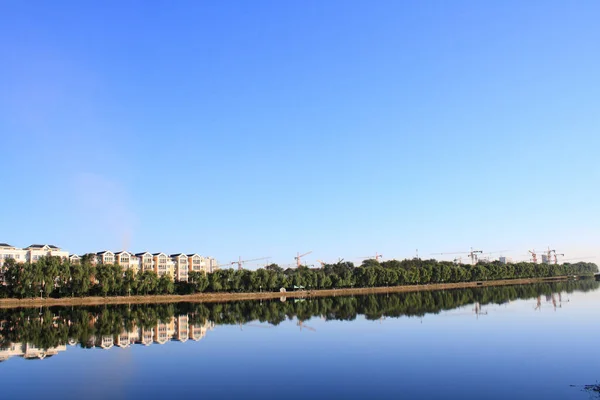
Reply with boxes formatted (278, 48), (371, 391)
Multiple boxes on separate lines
(1, 279), (598, 350)
(0, 255), (597, 299)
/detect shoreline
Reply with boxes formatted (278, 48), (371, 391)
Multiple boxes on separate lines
(0, 276), (573, 309)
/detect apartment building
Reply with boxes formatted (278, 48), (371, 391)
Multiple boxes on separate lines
(69, 254), (81, 265)
(206, 257), (219, 272)
(1, 242), (218, 284)
(0, 243), (26, 265)
(96, 251), (115, 265)
(135, 252), (154, 272)
(114, 251), (141, 273)
(170, 254), (189, 281)
(0, 243), (69, 267)
(152, 253), (172, 278)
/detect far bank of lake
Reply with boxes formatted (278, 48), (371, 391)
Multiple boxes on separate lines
(0, 275), (574, 308)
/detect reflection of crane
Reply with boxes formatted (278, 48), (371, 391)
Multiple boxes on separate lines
(535, 296), (542, 311)
(550, 293), (560, 310)
(297, 320), (316, 332)
(240, 322), (275, 331)
(473, 302), (487, 318)
(295, 251), (312, 267)
(245, 323), (274, 329)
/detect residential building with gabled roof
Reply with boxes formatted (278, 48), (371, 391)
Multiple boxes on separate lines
(115, 251), (140, 273)
(152, 253), (170, 277)
(170, 253), (189, 282)
(69, 254), (81, 265)
(95, 250), (115, 265)
(25, 244), (69, 263)
(135, 252), (154, 272)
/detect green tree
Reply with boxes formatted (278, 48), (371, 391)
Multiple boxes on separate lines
(157, 274), (174, 294)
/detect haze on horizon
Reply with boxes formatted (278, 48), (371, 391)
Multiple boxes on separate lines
(1, 1), (598, 267)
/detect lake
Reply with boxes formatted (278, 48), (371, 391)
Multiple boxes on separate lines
(1, 280), (599, 400)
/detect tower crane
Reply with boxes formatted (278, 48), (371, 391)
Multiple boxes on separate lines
(294, 251), (312, 267)
(528, 250), (538, 264)
(552, 251), (564, 264)
(359, 252), (383, 261)
(431, 247), (482, 265)
(468, 248), (483, 265)
(226, 256), (271, 271)
(539, 246), (556, 264)
(558, 256), (595, 263)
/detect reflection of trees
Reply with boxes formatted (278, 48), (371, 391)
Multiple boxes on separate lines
(0, 280), (597, 351)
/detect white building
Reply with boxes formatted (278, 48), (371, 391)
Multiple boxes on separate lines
(135, 252), (154, 272)
(0, 243), (27, 267)
(95, 251), (115, 265)
(115, 251), (141, 273)
(170, 254), (189, 282)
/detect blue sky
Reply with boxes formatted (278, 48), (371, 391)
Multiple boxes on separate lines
(1, 1), (598, 267)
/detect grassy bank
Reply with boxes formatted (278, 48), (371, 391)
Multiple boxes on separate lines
(0, 276), (571, 309)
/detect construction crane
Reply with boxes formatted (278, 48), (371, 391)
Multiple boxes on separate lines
(431, 247), (482, 265)
(528, 250), (538, 264)
(558, 256), (595, 263)
(359, 252), (383, 262)
(294, 251), (312, 267)
(225, 256), (270, 271)
(537, 246), (558, 264)
(480, 250), (510, 262)
(317, 260), (327, 267)
(553, 252), (565, 264)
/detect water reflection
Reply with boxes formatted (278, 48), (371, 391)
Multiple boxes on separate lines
(0, 279), (597, 363)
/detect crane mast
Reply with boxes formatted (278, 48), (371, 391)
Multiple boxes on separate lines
(295, 251), (312, 267)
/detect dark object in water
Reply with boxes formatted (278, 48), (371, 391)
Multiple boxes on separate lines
(584, 384), (600, 396)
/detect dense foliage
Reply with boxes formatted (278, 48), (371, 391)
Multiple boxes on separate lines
(1, 280), (597, 350)
(1, 256), (597, 299)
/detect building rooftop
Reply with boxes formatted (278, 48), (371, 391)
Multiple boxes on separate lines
(170, 253), (185, 257)
(0, 243), (12, 248)
(27, 244), (59, 249)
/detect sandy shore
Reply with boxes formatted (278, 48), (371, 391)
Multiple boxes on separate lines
(0, 276), (570, 309)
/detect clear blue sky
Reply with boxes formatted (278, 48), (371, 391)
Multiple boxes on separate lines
(1, 1), (598, 267)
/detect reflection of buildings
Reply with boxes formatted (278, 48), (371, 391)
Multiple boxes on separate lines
(97, 316), (214, 348)
(0, 316), (214, 362)
(0, 343), (67, 362)
(85, 316), (214, 348)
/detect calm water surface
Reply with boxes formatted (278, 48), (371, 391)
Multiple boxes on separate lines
(1, 280), (599, 400)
